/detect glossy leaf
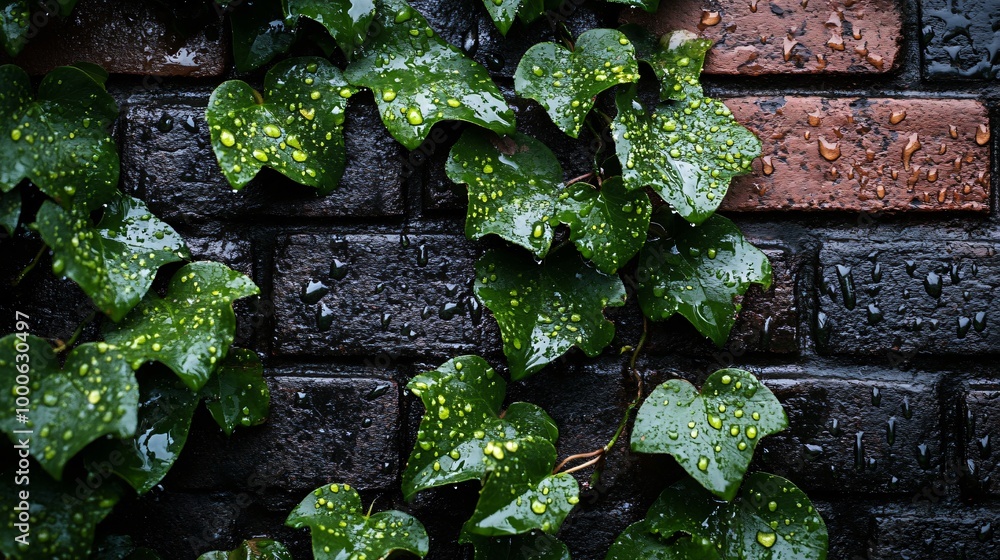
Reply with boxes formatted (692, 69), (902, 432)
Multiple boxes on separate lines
(102, 261), (260, 391)
(0, 1), (29, 56)
(405, 356), (577, 536)
(461, 530), (571, 560)
(475, 247), (626, 379)
(620, 25), (712, 101)
(481, 0), (523, 35)
(636, 213), (771, 346)
(199, 348), (271, 436)
(446, 129), (563, 258)
(645, 473), (828, 560)
(631, 368), (787, 500)
(283, 0), (374, 57)
(606, 524), (720, 560)
(36, 195), (190, 321)
(514, 29), (639, 138)
(286, 482), (429, 560)
(344, 0), (515, 150)
(0, 185), (19, 235)
(0, 465), (120, 560)
(0, 335), (139, 480)
(613, 89), (760, 224)
(207, 57), (353, 193)
(99, 370), (200, 494)
(0, 65), (119, 211)
(556, 176), (651, 274)
(198, 539), (292, 560)
(230, 0), (298, 73)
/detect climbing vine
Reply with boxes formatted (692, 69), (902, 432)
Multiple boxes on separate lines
(0, 0), (831, 558)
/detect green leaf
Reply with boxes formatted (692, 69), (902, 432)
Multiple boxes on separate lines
(481, 0), (523, 35)
(606, 524), (721, 560)
(475, 247), (626, 379)
(636, 213), (771, 346)
(613, 89), (760, 224)
(198, 539), (293, 560)
(102, 261), (260, 391)
(207, 57), (353, 193)
(199, 348), (270, 436)
(645, 473), (828, 560)
(36, 195), (190, 321)
(0, 0), (30, 56)
(0, 185), (19, 236)
(0, 335), (139, 480)
(556, 176), (651, 274)
(404, 356), (578, 536)
(286, 482), (429, 560)
(230, 0), (298, 73)
(620, 25), (712, 102)
(605, 0), (660, 11)
(283, 0), (375, 58)
(0, 65), (119, 211)
(344, 0), (515, 150)
(98, 369), (200, 494)
(514, 29), (639, 138)
(461, 531), (571, 560)
(631, 369), (787, 500)
(0, 466), (120, 560)
(446, 129), (563, 258)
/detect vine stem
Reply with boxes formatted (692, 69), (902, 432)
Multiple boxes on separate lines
(52, 311), (97, 354)
(554, 318), (648, 476)
(13, 244), (46, 286)
(565, 172), (594, 186)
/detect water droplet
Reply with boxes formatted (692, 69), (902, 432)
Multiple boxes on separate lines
(301, 280), (329, 304)
(756, 531), (777, 548)
(871, 387), (882, 406)
(835, 265), (856, 310)
(924, 271), (942, 298)
(330, 259), (349, 280)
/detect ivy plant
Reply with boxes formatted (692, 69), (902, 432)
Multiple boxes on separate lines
(198, 539), (292, 559)
(283, 0), (375, 58)
(0, 0), (77, 56)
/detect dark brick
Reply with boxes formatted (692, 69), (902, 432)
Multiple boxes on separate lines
(921, 0), (1000, 79)
(108, 492), (240, 558)
(816, 239), (999, 356)
(166, 374), (401, 496)
(962, 385), (1000, 496)
(622, 0), (902, 74)
(120, 96), (405, 222)
(7, 0), (226, 77)
(757, 374), (943, 495)
(720, 97), (991, 213)
(870, 505), (1000, 559)
(272, 234), (486, 357)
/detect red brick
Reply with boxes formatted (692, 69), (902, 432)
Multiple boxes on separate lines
(719, 97), (991, 213)
(7, 1), (225, 77)
(621, 0), (902, 74)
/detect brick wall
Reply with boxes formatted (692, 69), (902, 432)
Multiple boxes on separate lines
(2, 0), (998, 558)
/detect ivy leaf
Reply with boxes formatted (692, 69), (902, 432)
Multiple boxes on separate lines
(481, 0), (523, 35)
(283, 0), (375, 58)
(475, 247), (626, 380)
(646, 473), (829, 560)
(0, 64), (119, 211)
(631, 369), (787, 500)
(514, 29), (639, 138)
(404, 356), (577, 536)
(0, 186), (19, 236)
(0, 466), (120, 560)
(198, 539), (292, 560)
(606, 524), (721, 560)
(461, 531), (571, 560)
(620, 25), (712, 102)
(636, 213), (771, 346)
(556, 176), (651, 274)
(612, 89), (760, 224)
(207, 57), (353, 193)
(102, 261), (260, 391)
(199, 348), (271, 436)
(446, 129), (563, 258)
(0, 335), (139, 480)
(98, 369), (200, 494)
(36, 195), (190, 322)
(230, 0), (298, 73)
(0, 1), (30, 56)
(343, 0), (515, 150)
(286, 482), (429, 560)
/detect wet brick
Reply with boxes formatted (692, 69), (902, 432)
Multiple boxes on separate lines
(720, 97), (991, 213)
(869, 505), (1000, 558)
(962, 385), (1000, 496)
(816, 239), (999, 356)
(621, 0), (902, 74)
(920, 0), (1000, 79)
